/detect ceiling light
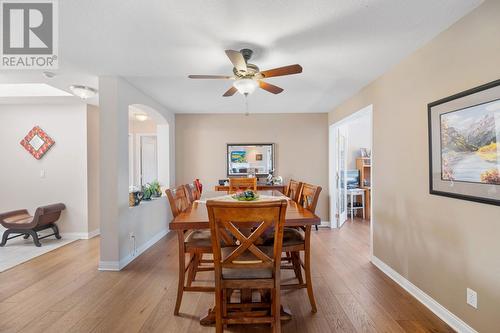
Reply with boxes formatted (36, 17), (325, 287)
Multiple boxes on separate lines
(134, 113), (148, 121)
(233, 78), (258, 96)
(43, 71), (56, 79)
(69, 85), (98, 99)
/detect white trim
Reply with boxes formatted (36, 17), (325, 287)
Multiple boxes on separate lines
(60, 228), (100, 240)
(371, 256), (478, 333)
(119, 228), (168, 269)
(119, 228), (169, 270)
(98, 229), (169, 271)
(319, 220), (331, 228)
(87, 228), (100, 239)
(98, 260), (120, 271)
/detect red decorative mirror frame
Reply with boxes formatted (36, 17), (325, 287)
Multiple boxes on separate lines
(20, 126), (55, 160)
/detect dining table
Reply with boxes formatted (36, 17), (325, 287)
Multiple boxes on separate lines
(168, 189), (321, 325)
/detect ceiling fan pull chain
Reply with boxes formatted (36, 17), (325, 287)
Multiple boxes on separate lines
(245, 94), (249, 116)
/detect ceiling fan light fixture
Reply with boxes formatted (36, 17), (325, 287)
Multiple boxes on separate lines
(233, 78), (258, 95)
(69, 85), (98, 99)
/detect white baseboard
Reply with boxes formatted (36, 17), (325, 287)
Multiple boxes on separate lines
(319, 220), (330, 228)
(371, 256), (477, 333)
(98, 260), (120, 271)
(87, 228), (100, 239)
(61, 228), (100, 240)
(99, 228), (169, 271)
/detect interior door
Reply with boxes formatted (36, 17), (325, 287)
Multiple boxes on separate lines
(336, 126), (348, 227)
(140, 135), (158, 186)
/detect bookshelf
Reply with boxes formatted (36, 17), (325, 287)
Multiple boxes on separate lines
(356, 157), (371, 219)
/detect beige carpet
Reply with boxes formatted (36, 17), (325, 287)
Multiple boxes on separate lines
(0, 226), (75, 272)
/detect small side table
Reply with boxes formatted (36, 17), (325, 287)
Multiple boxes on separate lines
(347, 188), (365, 219)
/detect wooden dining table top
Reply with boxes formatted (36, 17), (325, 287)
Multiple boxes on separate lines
(169, 190), (321, 230)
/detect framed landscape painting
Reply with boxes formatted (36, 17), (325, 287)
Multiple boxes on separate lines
(428, 79), (500, 206)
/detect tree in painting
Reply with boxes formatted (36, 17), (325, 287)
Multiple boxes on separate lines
(440, 100), (500, 185)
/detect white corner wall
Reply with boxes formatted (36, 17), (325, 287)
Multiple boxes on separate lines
(346, 114), (371, 170)
(0, 103), (89, 237)
(98, 77), (175, 270)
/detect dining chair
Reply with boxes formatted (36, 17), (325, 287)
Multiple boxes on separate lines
(281, 183), (322, 313)
(285, 179), (302, 202)
(228, 177), (257, 193)
(166, 185), (214, 316)
(207, 199), (287, 333)
(184, 182), (201, 202)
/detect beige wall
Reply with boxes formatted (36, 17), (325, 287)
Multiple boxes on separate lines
(87, 105), (100, 233)
(329, 1), (500, 331)
(176, 113), (329, 221)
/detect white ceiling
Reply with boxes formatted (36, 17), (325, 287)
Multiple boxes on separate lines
(59, 0), (482, 114)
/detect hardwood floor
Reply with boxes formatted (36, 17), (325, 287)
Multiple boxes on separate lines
(0, 219), (454, 333)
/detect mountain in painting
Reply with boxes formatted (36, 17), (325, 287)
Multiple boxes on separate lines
(466, 114), (496, 148)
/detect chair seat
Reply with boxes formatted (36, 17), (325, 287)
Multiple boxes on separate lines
(185, 230), (212, 249)
(221, 246), (273, 279)
(262, 227), (304, 247)
(283, 227), (305, 246)
(2, 213), (34, 229)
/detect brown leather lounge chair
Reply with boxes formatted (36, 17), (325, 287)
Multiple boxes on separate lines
(0, 203), (66, 247)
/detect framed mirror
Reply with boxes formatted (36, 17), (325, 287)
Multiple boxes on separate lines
(227, 143), (275, 177)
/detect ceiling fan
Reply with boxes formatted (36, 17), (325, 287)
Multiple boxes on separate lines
(188, 48), (303, 97)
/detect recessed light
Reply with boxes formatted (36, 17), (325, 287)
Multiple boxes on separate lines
(43, 71), (56, 79)
(134, 113), (148, 122)
(69, 85), (98, 99)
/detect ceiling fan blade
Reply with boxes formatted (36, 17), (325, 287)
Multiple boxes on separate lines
(223, 86), (238, 97)
(188, 75), (233, 79)
(225, 50), (247, 73)
(259, 81), (284, 94)
(260, 64), (302, 78)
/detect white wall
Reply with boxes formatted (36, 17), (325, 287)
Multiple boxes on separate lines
(0, 103), (89, 236)
(98, 77), (175, 270)
(346, 114), (371, 170)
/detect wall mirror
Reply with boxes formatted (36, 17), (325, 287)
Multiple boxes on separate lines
(227, 143), (275, 177)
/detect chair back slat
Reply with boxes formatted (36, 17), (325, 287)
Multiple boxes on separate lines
(286, 179), (302, 202)
(298, 183), (322, 214)
(228, 177), (257, 193)
(207, 201), (287, 273)
(184, 182), (201, 203)
(165, 185), (190, 217)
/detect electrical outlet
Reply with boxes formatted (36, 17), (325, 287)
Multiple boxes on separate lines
(40, 170), (45, 178)
(467, 288), (477, 309)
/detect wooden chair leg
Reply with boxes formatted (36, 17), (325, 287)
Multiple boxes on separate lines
(215, 287), (224, 333)
(0, 229), (12, 247)
(27, 230), (42, 247)
(187, 253), (200, 287)
(304, 226), (317, 313)
(291, 252), (304, 284)
(272, 287), (281, 333)
(174, 231), (186, 316)
(51, 223), (62, 239)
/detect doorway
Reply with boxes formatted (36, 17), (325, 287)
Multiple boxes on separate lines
(329, 105), (373, 233)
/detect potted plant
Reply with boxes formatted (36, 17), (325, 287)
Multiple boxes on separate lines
(142, 184), (153, 201)
(150, 180), (162, 198)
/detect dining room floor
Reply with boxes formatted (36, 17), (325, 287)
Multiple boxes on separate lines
(0, 219), (454, 333)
